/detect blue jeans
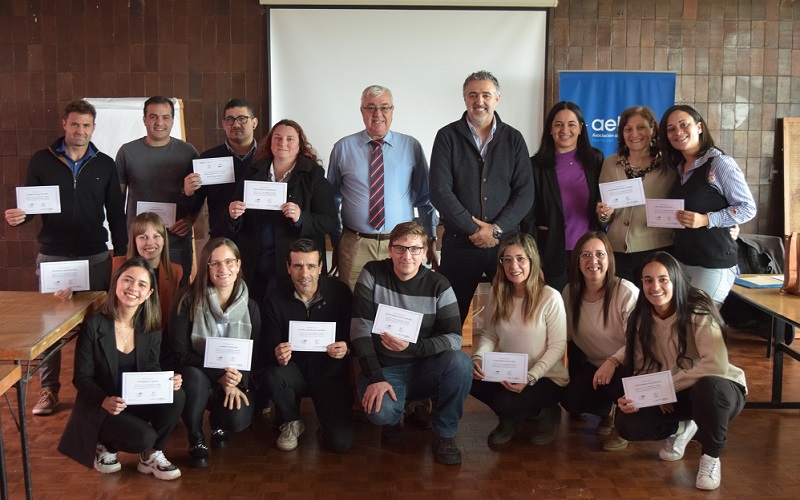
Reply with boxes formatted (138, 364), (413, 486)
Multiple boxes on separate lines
(357, 350), (472, 438)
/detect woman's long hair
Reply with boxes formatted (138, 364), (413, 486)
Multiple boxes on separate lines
(183, 237), (243, 321)
(490, 233), (544, 325)
(624, 251), (726, 374)
(101, 256), (161, 333)
(658, 104), (716, 170)
(252, 119), (322, 166)
(126, 211), (176, 286)
(533, 101), (597, 172)
(565, 231), (619, 333)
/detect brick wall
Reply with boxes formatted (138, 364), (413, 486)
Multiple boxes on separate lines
(1, 0), (798, 290)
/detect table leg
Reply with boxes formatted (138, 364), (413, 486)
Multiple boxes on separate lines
(771, 317), (786, 403)
(16, 373), (33, 500)
(0, 410), (7, 500)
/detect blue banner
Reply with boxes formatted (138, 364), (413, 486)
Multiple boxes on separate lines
(558, 71), (676, 158)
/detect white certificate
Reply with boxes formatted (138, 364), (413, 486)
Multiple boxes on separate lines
(193, 156), (235, 185)
(121, 371), (174, 405)
(203, 337), (254, 371)
(243, 180), (287, 210)
(371, 304), (423, 344)
(599, 177), (646, 209)
(289, 321), (336, 352)
(136, 201), (177, 226)
(622, 370), (677, 409)
(481, 352), (529, 384)
(39, 260), (90, 293)
(16, 185), (61, 214)
(645, 198), (684, 229)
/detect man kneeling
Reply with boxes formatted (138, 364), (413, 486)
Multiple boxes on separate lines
(351, 221), (472, 464)
(263, 239), (354, 453)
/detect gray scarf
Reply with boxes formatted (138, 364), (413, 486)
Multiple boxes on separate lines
(191, 282), (253, 354)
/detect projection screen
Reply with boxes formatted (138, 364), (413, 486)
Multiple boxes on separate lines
(268, 8), (548, 167)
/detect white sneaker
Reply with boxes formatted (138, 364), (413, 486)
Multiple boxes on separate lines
(137, 450), (181, 480)
(696, 454), (721, 490)
(93, 444), (121, 473)
(659, 420), (698, 461)
(276, 420), (305, 451)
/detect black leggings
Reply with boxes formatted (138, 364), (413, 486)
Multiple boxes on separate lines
(470, 377), (564, 423)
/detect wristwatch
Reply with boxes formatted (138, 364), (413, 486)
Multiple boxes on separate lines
(492, 223), (503, 239)
(527, 374), (537, 386)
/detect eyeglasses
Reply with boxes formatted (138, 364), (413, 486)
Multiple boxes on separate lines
(208, 258), (239, 269)
(391, 245), (424, 255)
(579, 251), (607, 260)
(361, 105), (394, 114)
(499, 256), (529, 266)
(223, 115), (252, 125)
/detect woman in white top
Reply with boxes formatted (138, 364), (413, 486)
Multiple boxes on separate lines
(560, 231), (638, 451)
(617, 251), (746, 491)
(470, 233), (568, 446)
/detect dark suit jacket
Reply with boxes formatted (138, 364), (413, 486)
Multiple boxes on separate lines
(57, 312), (162, 469)
(521, 148), (603, 290)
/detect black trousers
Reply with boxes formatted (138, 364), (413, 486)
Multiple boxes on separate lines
(470, 377), (564, 423)
(439, 233), (500, 325)
(265, 363), (354, 453)
(616, 376), (746, 458)
(560, 360), (620, 417)
(180, 365), (254, 439)
(99, 389), (185, 454)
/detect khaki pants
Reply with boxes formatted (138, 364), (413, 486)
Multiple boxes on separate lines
(337, 230), (390, 291)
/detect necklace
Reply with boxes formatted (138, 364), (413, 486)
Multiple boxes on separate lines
(115, 321), (133, 344)
(619, 153), (660, 179)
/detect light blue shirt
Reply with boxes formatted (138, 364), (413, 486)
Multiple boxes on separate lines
(327, 129), (438, 245)
(467, 117), (497, 159)
(679, 147), (756, 228)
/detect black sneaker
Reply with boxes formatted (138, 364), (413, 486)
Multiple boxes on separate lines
(431, 435), (462, 465)
(381, 423), (405, 446)
(188, 433), (209, 468)
(210, 428), (230, 449)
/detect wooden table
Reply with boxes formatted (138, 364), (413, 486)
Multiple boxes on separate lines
(0, 291), (105, 500)
(730, 279), (800, 409)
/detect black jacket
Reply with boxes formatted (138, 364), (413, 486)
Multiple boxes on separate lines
(22, 138), (127, 256)
(521, 148), (603, 289)
(230, 155), (336, 287)
(58, 312), (163, 468)
(262, 276), (352, 382)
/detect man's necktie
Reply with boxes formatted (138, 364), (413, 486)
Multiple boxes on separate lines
(368, 140), (385, 230)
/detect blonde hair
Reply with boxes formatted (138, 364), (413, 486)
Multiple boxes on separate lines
(490, 233), (544, 325)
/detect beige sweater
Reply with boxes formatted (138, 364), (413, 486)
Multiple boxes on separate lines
(473, 286), (569, 387)
(599, 154), (677, 253)
(562, 279), (638, 367)
(634, 312), (747, 393)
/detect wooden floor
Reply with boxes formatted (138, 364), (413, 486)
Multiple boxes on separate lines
(1, 329), (799, 499)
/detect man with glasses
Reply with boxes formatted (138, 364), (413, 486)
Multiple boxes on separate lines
(117, 96), (199, 286)
(350, 221), (471, 464)
(327, 85), (438, 291)
(430, 71), (533, 324)
(182, 99), (259, 240)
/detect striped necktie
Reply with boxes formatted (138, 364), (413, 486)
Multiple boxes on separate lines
(368, 139), (385, 230)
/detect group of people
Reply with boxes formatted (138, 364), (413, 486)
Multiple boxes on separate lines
(4, 70), (754, 491)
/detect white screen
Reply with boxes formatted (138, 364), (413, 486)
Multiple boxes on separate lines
(268, 8), (547, 167)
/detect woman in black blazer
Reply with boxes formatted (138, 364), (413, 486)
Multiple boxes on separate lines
(521, 101), (603, 293)
(58, 257), (184, 481)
